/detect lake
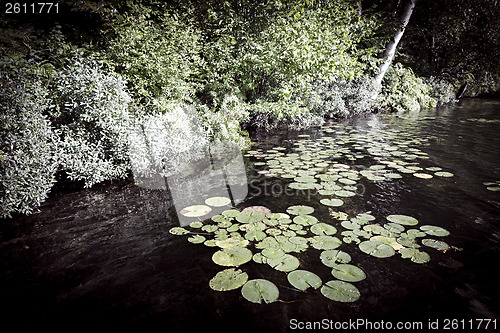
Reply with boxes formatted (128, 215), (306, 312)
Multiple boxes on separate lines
(1, 98), (499, 332)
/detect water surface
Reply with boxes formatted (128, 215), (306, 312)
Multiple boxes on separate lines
(1, 98), (499, 332)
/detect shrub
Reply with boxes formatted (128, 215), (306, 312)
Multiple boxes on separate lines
(425, 76), (457, 105)
(49, 59), (132, 187)
(0, 70), (58, 218)
(379, 63), (436, 112)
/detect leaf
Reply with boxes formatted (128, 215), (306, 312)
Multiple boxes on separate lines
(370, 236), (404, 250)
(205, 196), (231, 207)
(180, 205), (212, 218)
(310, 236), (342, 250)
(188, 235), (206, 244)
(293, 215), (319, 226)
(434, 171), (454, 177)
(286, 205), (314, 215)
(310, 223), (337, 236)
(241, 279), (279, 304)
(330, 264), (366, 282)
(215, 238), (249, 248)
(386, 214), (419, 226)
(287, 270), (322, 291)
(212, 247), (253, 267)
(245, 230), (267, 241)
(359, 240), (395, 258)
(334, 190), (356, 197)
(320, 250), (352, 267)
(399, 248), (430, 264)
(321, 280), (360, 302)
(261, 247), (285, 259)
(422, 238), (450, 251)
(267, 254), (300, 272)
(420, 225), (450, 237)
(209, 268), (248, 291)
(169, 227), (190, 235)
(320, 198), (344, 207)
(236, 210), (266, 223)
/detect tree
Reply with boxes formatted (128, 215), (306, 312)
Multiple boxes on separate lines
(372, 0), (418, 96)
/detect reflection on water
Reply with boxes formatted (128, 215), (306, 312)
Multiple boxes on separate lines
(0, 98), (499, 332)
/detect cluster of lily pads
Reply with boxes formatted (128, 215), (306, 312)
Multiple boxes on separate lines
(170, 203), (451, 304)
(483, 180), (500, 192)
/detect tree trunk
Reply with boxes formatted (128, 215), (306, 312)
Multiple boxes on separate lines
(373, 0), (418, 96)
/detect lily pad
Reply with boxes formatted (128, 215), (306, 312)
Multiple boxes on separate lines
(222, 209), (240, 217)
(216, 238), (249, 248)
(420, 225), (450, 237)
(261, 247), (286, 259)
(320, 198), (345, 207)
(413, 173), (433, 179)
(422, 239), (450, 251)
(287, 270), (322, 291)
(334, 190), (356, 197)
(370, 236), (404, 251)
(189, 221), (203, 229)
(399, 248), (430, 264)
(236, 210), (266, 224)
(209, 268), (248, 291)
(330, 264), (366, 282)
(321, 280), (360, 302)
(434, 171), (454, 177)
(212, 247), (253, 266)
(320, 250), (352, 267)
(188, 235), (206, 244)
(241, 279), (279, 304)
(180, 205), (212, 218)
(245, 230), (267, 241)
(310, 236), (342, 250)
(267, 254), (300, 272)
(359, 240), (395, 258)
(386, 214), (419, 226)
(293, 215), (319, 226)
(286, 205), (315, 216)
(205, 196), (231, 207)
(310, 223), (338, 236)
(169, 227), (190, 235)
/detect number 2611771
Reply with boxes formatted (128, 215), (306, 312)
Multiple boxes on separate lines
(5, 3), (59, 14)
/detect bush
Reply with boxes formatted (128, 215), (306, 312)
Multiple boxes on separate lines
(425, 76), (457, 105)
(0, 70), (58, 218)
(379, 63), (436, 112)
(49, 59), (132, 187)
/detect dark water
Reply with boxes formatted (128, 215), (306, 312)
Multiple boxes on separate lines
(1, 99), (499, 332)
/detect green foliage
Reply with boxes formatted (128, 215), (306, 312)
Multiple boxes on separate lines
(101, 13), (202, 104)
(49, 59), (132, 187)
(379, 63), (436, 113)
(0, 70), (58, 218)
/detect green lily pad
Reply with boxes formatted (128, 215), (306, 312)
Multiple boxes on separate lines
(201, 224), (219, 232)
(180, 205), (212, 218)
(396, 236), (421, 248)
(286, 205), (315, 215)
(413, 173), (433, 179)
(310, 236), (342, 250)
(293, 215), (319, 226)
(310, 223), (337, 236)
(267, 254), (300, 272)
(422, 239), (450, 251)
(386, 214), (419, 226)
(222, 209), (240, 217)
(420, 225), (450, 237)
(189, 221), (203, 229)
(236, 210), (266, 223)
(169, 227), (190, 235)
(384, 222), (405, 233)
(261, 247), (286, 259)
(434, 171), (454, 177)
(205, 196), (231, 207)
(341, 220), (361, 230)
(320, 250), (352, 267)
(321, 280), (360, 302)
(370, 236), (404, 250)
(399, 248), (430, 264)
(245, 230), (267, 241)
(188, 235), (206, 244)
(241, 279), (279, 304)
(289, 236), (308, 245)
(209, 268), (248, 291)
(334, 190), (356, 197)
(215, 238), (249, 248)
(320, 198), (345, 207)
(330, 264), (366, 282)
(359, 240), (395, 258)
(287, 270), (322, 291)
(212, 247), (253, 266)
(204, 239), (217, 247)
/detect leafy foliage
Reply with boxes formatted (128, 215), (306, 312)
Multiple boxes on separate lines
(0, 69), (58, 218)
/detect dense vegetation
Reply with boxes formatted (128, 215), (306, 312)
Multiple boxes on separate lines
(1, 0), (499, 218)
